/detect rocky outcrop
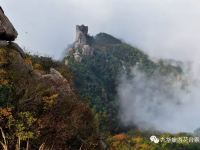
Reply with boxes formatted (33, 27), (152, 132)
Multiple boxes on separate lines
(73, 51), (82, 62)
(0, 7), (18, 41)
(8, 42), (25, 58)
(0, 44), (33, 77)
(82, 44), (93, 55)
(41, 68), (74, 95)
(0, 41), (25, 58)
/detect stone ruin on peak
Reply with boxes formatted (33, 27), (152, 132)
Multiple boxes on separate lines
(0, 6), (18, 41)
(75, 25), (88, 47)
(67, 25), (94, 63)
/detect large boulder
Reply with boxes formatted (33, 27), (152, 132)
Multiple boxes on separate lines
(0, 7), (18, 41)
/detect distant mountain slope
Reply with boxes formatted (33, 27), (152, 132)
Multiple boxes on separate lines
(65, 26), (182, 133)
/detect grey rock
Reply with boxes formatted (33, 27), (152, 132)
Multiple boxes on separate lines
(0, 40), (9, 47)
(0, 7), (18, 41)
(73, 51), (82, 62)
(64, 59), (69, 65)
(42, 68), (65, 80)
(42, 68), (73, 95)
(82, 44), (93, 56)
(0, 41), (25, 58)
(68, 48), (75, 55)
(50, 68), (65, 79)
(9, 42), (25, 58)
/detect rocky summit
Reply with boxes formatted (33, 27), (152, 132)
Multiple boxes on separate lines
(0, 6), (18, 41)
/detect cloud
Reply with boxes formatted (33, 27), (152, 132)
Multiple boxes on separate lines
(1, 0), (200, 60)
(118, 64), (200, 133)
(2, 0), (200, 60)
(1, 0), (112, 58)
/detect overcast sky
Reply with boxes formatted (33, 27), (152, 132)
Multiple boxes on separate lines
(2, 0), (200, 61)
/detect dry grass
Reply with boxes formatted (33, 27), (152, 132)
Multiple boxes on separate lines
(0, 127), (8, 150)
(0, 127), (52, 150)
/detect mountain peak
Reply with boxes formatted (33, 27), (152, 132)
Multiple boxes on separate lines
(95, 33), (122, 45)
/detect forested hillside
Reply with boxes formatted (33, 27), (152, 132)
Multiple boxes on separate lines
(0, 44), (101, 149)
(65, 30), (182, 133)
(0, 10), (199, 149)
